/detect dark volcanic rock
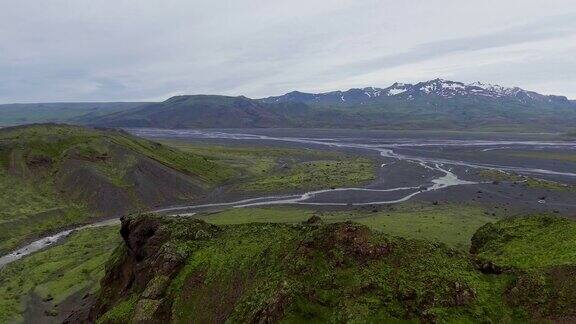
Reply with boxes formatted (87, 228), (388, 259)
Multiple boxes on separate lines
(303, 215), (323, 225)
(86, 215), (220, 323)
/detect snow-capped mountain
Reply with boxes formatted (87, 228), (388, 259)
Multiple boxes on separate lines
(261, 79), (571, 107)
(82, 78), (576, 132)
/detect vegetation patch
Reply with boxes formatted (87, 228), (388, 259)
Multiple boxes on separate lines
(0, 225), (120, 323)
(239, 159), (374, 192)
(471, 216), (576, 319)
(352, 204), (497, 250)
(472, 216), (576, 270)
(162, 141), (376, 193)
(478, 169), (574, 191)
(96, 294), (139, 324)
(196, 204), (497, 249)
(0, 167), (87, 253)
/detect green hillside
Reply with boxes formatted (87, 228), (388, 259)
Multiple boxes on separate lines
(87, 214), (576, 323)
(0, 124), (224, 253)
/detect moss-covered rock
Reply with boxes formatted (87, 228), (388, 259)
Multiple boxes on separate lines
(86, 213), (570, 323)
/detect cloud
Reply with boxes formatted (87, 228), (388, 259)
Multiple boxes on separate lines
(0, 0), (575, 102)
(323, 13), (576, 81)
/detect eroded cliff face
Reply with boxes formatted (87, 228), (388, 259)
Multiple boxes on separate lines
(85, 215), (220, 323)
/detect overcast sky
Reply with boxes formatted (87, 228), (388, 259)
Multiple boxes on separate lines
(1, 0), (575, 103)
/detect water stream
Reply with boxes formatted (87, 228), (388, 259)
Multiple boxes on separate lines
(0, 219), (120, 269)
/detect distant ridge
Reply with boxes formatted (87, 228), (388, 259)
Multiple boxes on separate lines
(0, 102), (146, 127)
(2, 79), (576, 132)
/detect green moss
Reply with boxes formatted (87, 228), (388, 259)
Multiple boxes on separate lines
(93, 213), (576, 322)
(239, 159), (375, 192)
(472, 216), (576, 318)
(144, 218), (512, 322)
(97, 294), (139, 324)
(0, 167), (89, 253)
(0, 225), (120, 323)
(473, 216), (576, 270)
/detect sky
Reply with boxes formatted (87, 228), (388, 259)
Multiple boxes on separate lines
(1, 0), (576, 103)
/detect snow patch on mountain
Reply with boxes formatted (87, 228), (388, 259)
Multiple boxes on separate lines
(467, 81), (519, 97)
(385, 83), (408, 96)
(388, 88), (406, 96)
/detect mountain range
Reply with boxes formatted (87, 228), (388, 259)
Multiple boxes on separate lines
(2, 79), (575, 132)
(262, 79), (572, 108)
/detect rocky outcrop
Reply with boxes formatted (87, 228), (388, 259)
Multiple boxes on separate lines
(86, 215), (483, 323)
(84, 214), (220, 323)
(72, 215), (576, 323)
(296, 221), (392, 266)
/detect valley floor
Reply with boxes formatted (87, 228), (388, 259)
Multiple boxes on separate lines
(3, 127), (576, 322)
(135, 127), (576, 217)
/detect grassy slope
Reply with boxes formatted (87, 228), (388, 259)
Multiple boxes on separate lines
(0, 124), (228, 186)
(473, 216), (576, 270)
(0, 124), (222, 253)
(471, 216), (576, 319)
(197, 204), (497, 249)
(161, 141), (375, 193)
(0, 167), (86, 252)
(0, 225), (121, 323)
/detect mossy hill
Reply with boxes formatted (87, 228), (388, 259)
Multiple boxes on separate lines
(84, 214), (576, 323)
(0, 124), (224, 253)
